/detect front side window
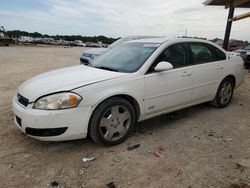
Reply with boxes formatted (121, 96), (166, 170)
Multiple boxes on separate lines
(190, 43), (226, 64)
(148, 44), (186, 73)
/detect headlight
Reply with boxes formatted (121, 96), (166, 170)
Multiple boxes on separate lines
(83, 53), (95, 59)
(90, 55), (96, 59)
(33, 92), (82, 110)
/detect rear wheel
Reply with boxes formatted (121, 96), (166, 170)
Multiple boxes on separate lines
(211, 78), (234, 108)
(89, 97), (136, 146)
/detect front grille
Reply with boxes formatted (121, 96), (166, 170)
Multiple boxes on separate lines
(17, 93), (29, 107)
(80, 58), (90, 65)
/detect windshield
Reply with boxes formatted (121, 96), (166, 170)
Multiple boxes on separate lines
(108, 38), (130, 49)
(244, 45), (250, 50)
(92, 42), (160, 73)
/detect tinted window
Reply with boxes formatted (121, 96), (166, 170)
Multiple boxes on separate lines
(150, 44), (186, 71)
(190, 43), (213, 64)
(190, 43), (226, 64)
(211, 45), (226, 61)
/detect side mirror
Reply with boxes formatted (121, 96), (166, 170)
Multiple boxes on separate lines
(154, 61), (173, 72)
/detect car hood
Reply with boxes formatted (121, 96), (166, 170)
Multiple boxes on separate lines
(84, 48), (109, 55)
(18, 65), (125, 102)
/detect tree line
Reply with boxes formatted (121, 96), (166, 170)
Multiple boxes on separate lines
(6, 30), (118, 44)
(4, 30), (249, 46)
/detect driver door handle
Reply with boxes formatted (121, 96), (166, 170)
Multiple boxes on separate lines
(181, 71), (192, 77)
(216, 65), (223, 70)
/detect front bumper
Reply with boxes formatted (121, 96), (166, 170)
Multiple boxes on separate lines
(12, 96), (92, 141)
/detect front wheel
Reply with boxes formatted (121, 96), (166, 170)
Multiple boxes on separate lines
(211, 78), (234, 108)
(89, 97), (136, 146)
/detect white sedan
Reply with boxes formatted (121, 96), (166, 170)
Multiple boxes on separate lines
(13, 38), (246, 145)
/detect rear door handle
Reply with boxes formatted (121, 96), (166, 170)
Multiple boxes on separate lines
(216, 65), (223, 70)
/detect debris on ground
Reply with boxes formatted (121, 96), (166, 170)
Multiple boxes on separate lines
(112, 156), (122, 163)
(82, 157), (95, 162)
(235, 162), (247, 172)
(106, 181), (116, 188)
(238, 159), (250, 168)
(153, 147), (164, 158)
(51, 181), (59, 187)
(236, 102), (243, 106)
(227, 183), (250, 188)
(225, 138), (233, 142)
(127, 144), (140, 150)
(79, 169), (84, 176)
(8, 164), (13, 169)
(208, 130), (215, 136)
(175, 168), (181, 177)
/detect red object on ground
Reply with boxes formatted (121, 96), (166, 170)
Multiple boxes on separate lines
(153, 147), (164, 158)
(175, 168), (181, 177)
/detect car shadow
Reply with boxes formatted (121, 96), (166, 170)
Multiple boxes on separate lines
(133, 102), (213, 135)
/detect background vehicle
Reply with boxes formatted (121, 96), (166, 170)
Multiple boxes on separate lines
(234, 45), (250, 69)
(85, 42), (99, 47)
(227, 40), (245, 51)
(0, 26), (13, 46)
(13, 38), (246, 145)
(80, 36), (160, 65)
(75, 40), (86, 47)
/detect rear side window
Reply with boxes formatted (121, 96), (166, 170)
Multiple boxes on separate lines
(210, 45), (226, 61)
(190, 43), (226, 64)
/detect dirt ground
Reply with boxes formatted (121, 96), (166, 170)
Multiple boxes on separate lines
(0, 46), (250, 188)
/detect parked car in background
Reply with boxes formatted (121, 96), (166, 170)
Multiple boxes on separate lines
(227, 40), (245, 51)
(13, 38), (246, 145)
(234, 45), (250, 69)
(0, 26), (13, 46)
(75, 40), (86, 47)
(85, 42), (99, 47)
(214, 39), (245, 52)
(80, 36), (160, 65)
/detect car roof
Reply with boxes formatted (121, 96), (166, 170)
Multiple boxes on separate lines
(123, 36), (161, 40)
(128, 37), (215, 44)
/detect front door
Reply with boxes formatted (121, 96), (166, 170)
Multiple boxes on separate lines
(144, 43), (193, 116)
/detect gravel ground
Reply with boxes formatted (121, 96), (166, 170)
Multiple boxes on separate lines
(0, 46), (249, 188)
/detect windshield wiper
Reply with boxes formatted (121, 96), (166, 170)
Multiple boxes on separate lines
(94, 66), (119, 72)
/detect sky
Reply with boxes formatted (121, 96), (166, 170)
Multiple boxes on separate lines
(0, 0), (249, 40)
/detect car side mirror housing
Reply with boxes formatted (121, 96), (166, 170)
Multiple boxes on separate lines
(154, 61), (173, 72)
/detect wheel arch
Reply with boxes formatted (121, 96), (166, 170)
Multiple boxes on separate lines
(87, 94), (141, 138)
(91, 94), (141, 121)
(224, 74), (236, 88)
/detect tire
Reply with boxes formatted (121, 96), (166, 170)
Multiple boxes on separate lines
(89, 97), (136, 146)
(210, 77), (234, 108)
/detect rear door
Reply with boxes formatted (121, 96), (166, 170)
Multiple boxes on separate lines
(188, 42), (226, 102)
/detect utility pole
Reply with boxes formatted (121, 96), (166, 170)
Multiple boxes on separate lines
(223, 0), (235, 50)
